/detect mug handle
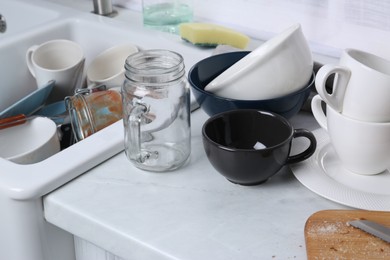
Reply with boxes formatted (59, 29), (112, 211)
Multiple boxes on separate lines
(127, 102), (159, 163)
(315, 64), (351, 113)
(26, 45), (39, 77)
(286, 129), (317, 164)
(128, 102), (148, 163)
(311, 94), (328, 130)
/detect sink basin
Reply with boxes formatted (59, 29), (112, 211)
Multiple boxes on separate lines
(0, 0), (210, 201)
(0, 18), (143, 111)
(0, 0), (59, 38)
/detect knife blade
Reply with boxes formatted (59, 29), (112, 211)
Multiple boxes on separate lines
(349, 220), (390, 243)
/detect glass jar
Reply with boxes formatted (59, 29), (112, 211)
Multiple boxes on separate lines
(65, 89), (122, 141)
(122, 49), (191, 172)
(142, 0), (193, 34)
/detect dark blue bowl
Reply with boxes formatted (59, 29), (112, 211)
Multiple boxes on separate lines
(188, 51), (314, 118)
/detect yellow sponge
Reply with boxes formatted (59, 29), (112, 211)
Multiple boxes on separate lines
(179, 23), (250, 49)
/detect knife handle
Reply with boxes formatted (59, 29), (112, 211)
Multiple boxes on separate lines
(0, 114), (27, 130)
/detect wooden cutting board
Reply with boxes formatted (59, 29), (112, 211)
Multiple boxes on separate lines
(305, 210), (390, 259)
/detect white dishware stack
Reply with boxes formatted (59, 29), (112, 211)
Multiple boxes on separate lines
(205, 23), (313, 100)
(312, 48), (390, 175)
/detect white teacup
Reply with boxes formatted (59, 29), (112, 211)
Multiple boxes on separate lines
(312, 94), (390, 175)
(205, 23), (313, 100)
(315, 48), (390, 122)
(26, 39), (85, 103)
(87, 43), (139, 90)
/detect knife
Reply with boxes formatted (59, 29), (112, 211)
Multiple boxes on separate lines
(349, 220), (390, 243)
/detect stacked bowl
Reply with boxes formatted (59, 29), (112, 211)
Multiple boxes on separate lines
(189, 24), (314, 119)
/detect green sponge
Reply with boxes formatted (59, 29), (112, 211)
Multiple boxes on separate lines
(179, 23), (250, 49)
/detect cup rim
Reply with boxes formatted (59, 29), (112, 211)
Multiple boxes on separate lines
(32, 39), (84, 72)
(87, 43), (139, 81)
(326, 100), (390, 126)
(202, 109), (294, 152)
(345, 48), (390, 76)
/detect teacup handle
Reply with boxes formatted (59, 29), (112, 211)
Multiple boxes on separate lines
(286, 129), (317, 164)
(311, 94), (328, 130)
(26, 45), (39, 77)
(315, 64), (351, 113)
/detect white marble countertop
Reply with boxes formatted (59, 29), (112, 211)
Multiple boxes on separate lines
(44, 109), (347, 260)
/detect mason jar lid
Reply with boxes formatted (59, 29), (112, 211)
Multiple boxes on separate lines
(124, 49), (185, 85)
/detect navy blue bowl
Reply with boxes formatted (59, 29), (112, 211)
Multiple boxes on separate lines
(188, 51), (315, 118)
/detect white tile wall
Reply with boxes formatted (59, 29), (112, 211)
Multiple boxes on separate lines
(114, 0), (390, 60)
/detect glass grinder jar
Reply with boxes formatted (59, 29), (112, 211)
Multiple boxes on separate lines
(122, 49), (191, 172)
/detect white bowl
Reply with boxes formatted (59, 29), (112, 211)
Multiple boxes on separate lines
(0, 117), (60, 164)
(205, 24), (313, 100)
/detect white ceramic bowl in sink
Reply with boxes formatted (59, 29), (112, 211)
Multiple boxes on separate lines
(0, 117), (60, 164)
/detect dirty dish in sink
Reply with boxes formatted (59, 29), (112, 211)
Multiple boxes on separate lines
(188, 51), (314, 118)
(87, 43), (139, 89)
(0, 80), (54, 119)
(34, 100), (68, 125)
(0, 116), (61, 164)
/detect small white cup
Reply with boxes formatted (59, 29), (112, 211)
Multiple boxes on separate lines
(87, 43), (139, 90)
(315, 48), (390, 122)
(312, 94), (390, 175)
(205, 24), (313, 100)
(26, 39), (85, 103)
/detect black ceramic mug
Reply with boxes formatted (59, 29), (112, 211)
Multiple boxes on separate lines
(202, 109), (316, 185)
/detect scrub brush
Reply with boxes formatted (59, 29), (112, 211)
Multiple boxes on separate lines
(179, 23), (250, 49)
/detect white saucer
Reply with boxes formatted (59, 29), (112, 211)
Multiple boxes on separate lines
(291, 128), (390, 211)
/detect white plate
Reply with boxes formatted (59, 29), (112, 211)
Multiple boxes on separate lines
(0, 80), (54, 118)
(291, 128), (390, 211)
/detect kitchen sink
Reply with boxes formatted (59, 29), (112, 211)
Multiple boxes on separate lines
(0, 0), (210, 201)
(0, 17), (145, 111)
